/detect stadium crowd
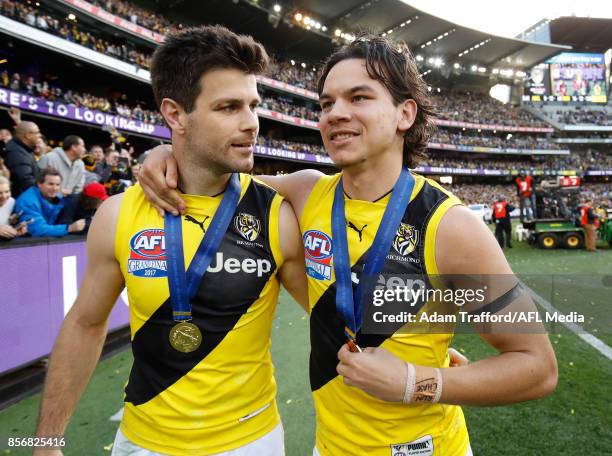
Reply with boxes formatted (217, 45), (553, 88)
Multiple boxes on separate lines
(450, 183), (518, 206)
(3, 0), (576, 133)
(426, 149), (612, 172)
(548, 108), (612, 126)
(0, 0), (322, 93)
(449, 182), (610, 210)
(256, 137), (325, 156)
(432, 92), (549, 128)
(91, 0), (177, 35)
(252, 137), (612, 173)
(0, 113), (139, 240)
(431, 130), (565, 150)
(0, 0), (151, 69)
(260, 96), (320, 122)
(0, 70), (163, 126)
(266, 60), (318, 93)
(90, 0), (321, 92)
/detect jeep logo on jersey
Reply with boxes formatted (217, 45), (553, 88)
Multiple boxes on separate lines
(392, 223), (420, 256)
(128, 229), (167, 277)
(234, 212), (261, 242)
(207, 252), (272, 277)
(303, 230), (333, 280)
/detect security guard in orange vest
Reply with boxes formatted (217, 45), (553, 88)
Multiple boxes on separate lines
(515, 173), (535, 219)
(493, 196), (515, 249)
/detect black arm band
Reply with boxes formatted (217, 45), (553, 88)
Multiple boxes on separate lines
(468, 282), (523, 315)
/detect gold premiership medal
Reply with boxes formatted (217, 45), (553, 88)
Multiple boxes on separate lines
(169, 322), (202, 353)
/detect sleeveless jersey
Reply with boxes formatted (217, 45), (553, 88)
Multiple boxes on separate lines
(115, 175), (284, 455)
(301, 172), (470, 456)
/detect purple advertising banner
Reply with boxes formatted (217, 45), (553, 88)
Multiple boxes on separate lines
(254, 145), (333, 165)
(0, 239), (130, 374)
(0, 87), (171, 139)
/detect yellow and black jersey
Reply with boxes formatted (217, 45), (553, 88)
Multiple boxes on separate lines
(115, 175), (284, 455)
(301, 172), (470, 456)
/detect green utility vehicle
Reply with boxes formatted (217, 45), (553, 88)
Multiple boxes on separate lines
(523, 177), (586, 249)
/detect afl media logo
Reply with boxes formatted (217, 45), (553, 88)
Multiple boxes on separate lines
(392, 223), (420, 256)
(303, 230), (333, 280)
(234, 212), (261, 242)
(128, 228), (167, 277)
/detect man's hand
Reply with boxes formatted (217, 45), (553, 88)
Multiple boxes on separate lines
(448, 347), (469, 367)
(15, 222), (28, 236)
(68, 219), (85, 233)
(0, 224), (18, 239)
(0, 157), (10, 179)
(62, 189), (71, 197)
(336, 344), (406, 402)
(138, 144), (184, 216)
(8, 212), (21, 225)
(8, 107), (21, 126)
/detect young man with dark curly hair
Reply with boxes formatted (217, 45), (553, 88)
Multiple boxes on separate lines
(140, 34), (557, 456)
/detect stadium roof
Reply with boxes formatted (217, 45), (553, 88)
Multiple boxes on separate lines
(548, 17), (612, 53)
(298, 0), (570, 69)
(147, 0), (570, 71)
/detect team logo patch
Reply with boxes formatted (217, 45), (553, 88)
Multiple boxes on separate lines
(234, 213), (261, 242)
(392, 223), (420, 256)
(303, 230), (333, 280)
(128, 229), (167, 277)
(391, 435), (433, 456)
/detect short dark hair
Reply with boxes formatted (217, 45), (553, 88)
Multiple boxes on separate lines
(150, 25), (269, 113)
(37, 166), (62, 184)
(317, 33), (437, 167)
(62, 135), (83, 151)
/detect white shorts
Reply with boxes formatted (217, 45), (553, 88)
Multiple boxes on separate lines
(111, 422), (284, 456)
(313, 442), (473, 455)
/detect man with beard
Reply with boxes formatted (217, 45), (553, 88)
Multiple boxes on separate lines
(34, 26), (307, 456)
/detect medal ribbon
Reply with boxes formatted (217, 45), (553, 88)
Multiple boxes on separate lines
(331, 167), (414, 340)
(165, 173), (241, 322)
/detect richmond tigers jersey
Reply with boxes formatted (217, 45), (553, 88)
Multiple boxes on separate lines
(115, 175), (284, 455)
(301, 172), (470, 456)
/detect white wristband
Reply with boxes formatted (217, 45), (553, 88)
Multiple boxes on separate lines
(403, 362), (416, 404)
(403, 365), (443, 404)
(432, 368), (443, 404)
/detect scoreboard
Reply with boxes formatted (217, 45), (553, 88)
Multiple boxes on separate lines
(523, 53), (608, 103)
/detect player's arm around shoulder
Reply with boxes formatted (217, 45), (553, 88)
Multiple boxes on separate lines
(256, 169), (323, 219)
(435, 205), (558, 405)
(277, 199), (309, 312)
(139, 143), (322, 219)
(33, 194), (126, 453)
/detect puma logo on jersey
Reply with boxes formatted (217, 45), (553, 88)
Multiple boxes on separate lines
(185, 214), (210, 234)
(347, 220), (367, 242)
(391, 434), (433, 456)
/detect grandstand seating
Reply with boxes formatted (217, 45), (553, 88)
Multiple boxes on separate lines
(0, 0), (609, 187)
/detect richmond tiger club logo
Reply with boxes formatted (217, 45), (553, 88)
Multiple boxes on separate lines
(303, 230), (333, 280)
(392, 223), (420, 256)
(234, 212), (261, 242)
(128, 229), (167, 278)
